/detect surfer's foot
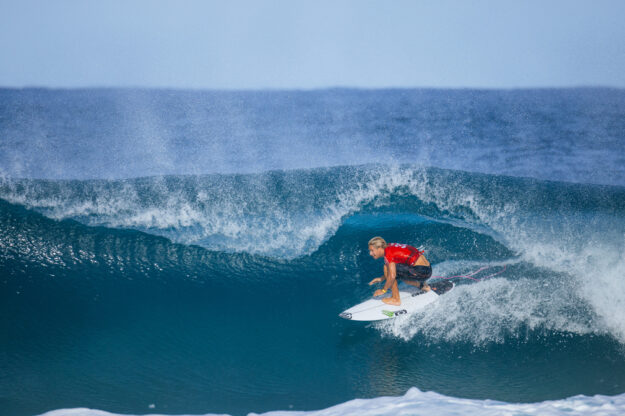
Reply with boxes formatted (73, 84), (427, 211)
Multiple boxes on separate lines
(421, 284), (431, 292)
(382, 297), (401, 306)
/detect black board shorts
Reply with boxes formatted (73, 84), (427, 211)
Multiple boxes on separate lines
(395, 263), (432, 282)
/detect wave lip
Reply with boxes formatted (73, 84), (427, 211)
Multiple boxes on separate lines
(39, 388), (625, 416)
(3, 164), (625, 345)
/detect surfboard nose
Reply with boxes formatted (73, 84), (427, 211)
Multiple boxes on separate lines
(339, 312), (352, 320)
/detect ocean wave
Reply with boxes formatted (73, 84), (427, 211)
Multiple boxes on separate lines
(2, 164), (625, 345)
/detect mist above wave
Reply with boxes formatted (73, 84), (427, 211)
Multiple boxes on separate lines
(2, 88), (624, 186)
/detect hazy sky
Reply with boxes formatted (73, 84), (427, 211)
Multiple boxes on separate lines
(1, 0), (624, 89)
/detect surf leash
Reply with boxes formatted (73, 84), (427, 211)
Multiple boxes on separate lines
(431, 264), (507, 282)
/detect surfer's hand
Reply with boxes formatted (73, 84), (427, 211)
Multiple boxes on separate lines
(369, 277), (383, 285)
(373, 289), (387, 297)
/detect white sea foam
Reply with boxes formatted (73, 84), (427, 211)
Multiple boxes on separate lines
(0, 167), (404, 258)
(391, 167), (625, 345)
(377, 274), (597, 345)
(38, 388), (625, 416)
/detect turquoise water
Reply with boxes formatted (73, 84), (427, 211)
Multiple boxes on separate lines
(1, 88), (625, 416)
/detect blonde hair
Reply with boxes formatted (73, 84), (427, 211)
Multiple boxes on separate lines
(368, 236), (387, 249)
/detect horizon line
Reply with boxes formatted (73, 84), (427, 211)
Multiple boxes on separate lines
(1, 84), (624, 92)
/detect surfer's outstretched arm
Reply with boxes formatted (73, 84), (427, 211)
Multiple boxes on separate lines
(374, 264), (397, 295)
(372, 264), (389, 292)
(383, 263), (396, 292)
(369, 264), (387, 285)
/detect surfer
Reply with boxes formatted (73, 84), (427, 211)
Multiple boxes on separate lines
(367, 236), (431, 306)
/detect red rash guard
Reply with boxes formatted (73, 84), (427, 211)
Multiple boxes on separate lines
(384, 243), (423, 265)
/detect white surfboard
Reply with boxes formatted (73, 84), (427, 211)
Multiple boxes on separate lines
(339, 280), (454, 321)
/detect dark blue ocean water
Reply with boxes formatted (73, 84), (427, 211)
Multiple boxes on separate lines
(1, 88), (625, 416)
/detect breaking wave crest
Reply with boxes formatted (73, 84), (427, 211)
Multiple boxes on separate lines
(2, 164), (625, 346)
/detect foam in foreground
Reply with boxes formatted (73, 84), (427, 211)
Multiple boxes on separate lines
(40, 387), (625, 416)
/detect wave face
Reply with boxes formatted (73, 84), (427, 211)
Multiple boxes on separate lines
(2, 88), (625, 416)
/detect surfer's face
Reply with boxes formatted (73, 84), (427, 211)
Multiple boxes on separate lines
(369, 245), (384, 259)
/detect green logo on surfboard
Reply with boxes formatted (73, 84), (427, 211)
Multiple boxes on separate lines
(382, 309), (408, 317)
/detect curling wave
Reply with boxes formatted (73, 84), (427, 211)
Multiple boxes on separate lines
(2, 164), (625, 346)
